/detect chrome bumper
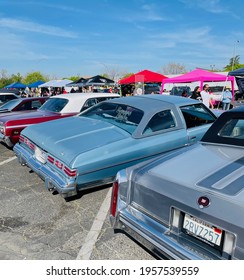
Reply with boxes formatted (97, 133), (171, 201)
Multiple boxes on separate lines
(112, 206), (220, 260)
(0, 133), (13, 147)
(13, 143), (77, 198)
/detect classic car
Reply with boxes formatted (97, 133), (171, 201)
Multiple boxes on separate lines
(0, 96), (48, 114)
(0, 91), (20, 105)
(13, 95), (217, 199)
(110, 106), (244, 260)
(0, 92), (119, 147)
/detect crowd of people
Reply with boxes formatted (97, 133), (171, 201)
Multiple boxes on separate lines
(15, 82), (234, 111)
(189, 84), (233, 110)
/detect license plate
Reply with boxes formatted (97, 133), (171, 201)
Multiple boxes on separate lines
(183, 214), (223, 246)
(35, 147), (47, 164)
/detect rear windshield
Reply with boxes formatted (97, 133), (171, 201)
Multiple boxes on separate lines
(218, 119), (244, 139)
(80, 102), (144, 134)
(39, 97), (68, 112)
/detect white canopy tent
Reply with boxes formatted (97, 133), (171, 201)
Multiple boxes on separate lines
(38, 79), (73, 88)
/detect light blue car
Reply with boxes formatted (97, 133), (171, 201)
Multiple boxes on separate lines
(14, 95), (217, 200)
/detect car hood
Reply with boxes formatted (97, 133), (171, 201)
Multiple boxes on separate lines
(22, 116), (129, 165)
(0, 110), (57, 123)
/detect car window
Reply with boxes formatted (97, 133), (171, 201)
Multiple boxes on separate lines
(39, 98), (68, 112)
(80, 96), (119, 112)
(18, 101), (31, 110)
(81, 102), (144, 134)
(31, 100), (43, 109)
(180, 104), (216, 129)
(143, 110), (176, 134)
(0, 99), (20, 110)
(218, 119), (244, 139)
(82, 98), (97, 110)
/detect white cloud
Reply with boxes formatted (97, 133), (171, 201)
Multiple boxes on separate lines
(0, 18), (78, 38)
(180, 0), (239, 18)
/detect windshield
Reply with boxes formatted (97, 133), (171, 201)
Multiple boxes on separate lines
(0, 99), (21, 110)
(80, 102), (144, 134)
(39, 97), (68, 112)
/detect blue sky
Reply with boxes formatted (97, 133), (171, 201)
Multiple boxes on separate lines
(0, 0), (243, 79)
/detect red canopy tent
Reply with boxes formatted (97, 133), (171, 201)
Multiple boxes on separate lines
(119, 69), (168, 84)
(161, 69), (235, 97)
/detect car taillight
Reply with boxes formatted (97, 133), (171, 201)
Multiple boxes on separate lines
(110, 180), (119, 217)
(19, 135), (35, 150)
(19, 135), (25, 142)
(47, 155), (54, 164)
(63, 166), (77, 177)
(47, 154), (77, 178)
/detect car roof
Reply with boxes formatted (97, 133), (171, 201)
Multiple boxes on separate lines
(0, 92), (19, 96)
(107, 94), (200, 111)
(20, 96), (49, 100)
(50, 92), (120, 101)
(49, 92), (120, 113)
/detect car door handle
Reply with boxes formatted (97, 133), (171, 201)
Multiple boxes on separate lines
(190, 136), (197, 140)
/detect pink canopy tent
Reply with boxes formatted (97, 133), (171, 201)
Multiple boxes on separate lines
(119, 69), (168, 84)
(161, 69), (235, 97)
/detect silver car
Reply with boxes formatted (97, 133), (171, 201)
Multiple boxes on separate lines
(110, 106), (244, 260)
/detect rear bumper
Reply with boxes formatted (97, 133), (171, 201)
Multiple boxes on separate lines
(111, 206), (224, 260)
(0, 133), (13, 148)
(13, 143), (77, 198)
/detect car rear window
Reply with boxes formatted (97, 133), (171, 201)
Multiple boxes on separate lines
(80, 102), (144, 134)
(39, 97), (68, 112)
(218, 119), (244, 139)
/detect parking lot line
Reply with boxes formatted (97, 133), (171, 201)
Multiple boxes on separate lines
(76, 187), (112, 260)
(0, 156), (16, 166)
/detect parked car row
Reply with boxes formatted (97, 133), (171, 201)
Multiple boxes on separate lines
(1, 92), (243, 260)
(13, 95), (217, 199)
(0, 92), (119, 147)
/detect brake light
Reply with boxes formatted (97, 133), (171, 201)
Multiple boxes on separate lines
(47, 154), (77, 178)
(55, 160), (63, 170)
(63, 166), (77, 177)
(19, 135), (25, 142)
(19, 135), (35, 150)
(47, 155), (54, 164)
(110, 180), (119, 217)
(28, 142), (35, 150)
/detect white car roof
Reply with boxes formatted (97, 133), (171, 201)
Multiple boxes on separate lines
(50, 92), (120, 113)
(0, 92), (19, 96)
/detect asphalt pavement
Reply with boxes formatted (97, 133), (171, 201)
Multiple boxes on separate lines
(0, 143), (155, 260)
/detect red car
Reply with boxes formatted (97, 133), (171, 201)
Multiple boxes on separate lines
(0, 92), (120, 148)
(0, 97), (48, 114)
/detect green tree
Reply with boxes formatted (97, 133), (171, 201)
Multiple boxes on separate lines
(223, 55), (244, 71)
(0, 70), (13, 88)
(11, 72), (23, 82)
(68, 76), (81, 82)
(23, 71), (47, 84)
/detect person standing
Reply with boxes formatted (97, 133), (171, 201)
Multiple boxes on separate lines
(221, 86), (232, 110)
(200, 84), (214, 109)
(191, 86), (201, 100)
